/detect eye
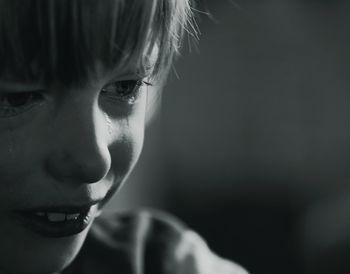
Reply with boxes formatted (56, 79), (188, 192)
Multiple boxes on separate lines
(101, 79), (150, 104)
(0, 91), (45, 118)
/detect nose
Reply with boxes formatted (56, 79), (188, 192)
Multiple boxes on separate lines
(45, 97), (112, 184)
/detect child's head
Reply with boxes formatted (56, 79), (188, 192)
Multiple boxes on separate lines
(0, 0), (192, 84)
(0, 1), (194, 273)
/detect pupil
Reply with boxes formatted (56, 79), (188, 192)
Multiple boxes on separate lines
(119, 81), (135, 95)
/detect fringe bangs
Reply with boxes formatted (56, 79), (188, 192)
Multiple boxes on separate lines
(0, 0), (195, 85)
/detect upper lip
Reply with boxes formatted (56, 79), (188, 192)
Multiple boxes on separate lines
(15, 200), (101, 214)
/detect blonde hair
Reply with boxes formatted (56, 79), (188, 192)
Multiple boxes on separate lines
(0, 0), (196, 85)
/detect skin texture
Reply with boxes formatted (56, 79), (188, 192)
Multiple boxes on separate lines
(0, 63), (149, 274)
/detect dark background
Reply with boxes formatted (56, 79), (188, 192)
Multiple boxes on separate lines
(106, 1), (350, 273)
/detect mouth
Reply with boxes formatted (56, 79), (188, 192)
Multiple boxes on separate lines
(12, 203), (99, 238)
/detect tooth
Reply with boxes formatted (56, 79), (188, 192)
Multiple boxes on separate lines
(47, 213), (66, 222)
(66, 213), (80, 220)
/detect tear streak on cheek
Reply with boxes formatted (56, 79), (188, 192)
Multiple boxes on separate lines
(103, 112), (113, 135)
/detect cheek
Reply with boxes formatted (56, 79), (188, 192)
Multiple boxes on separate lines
(109, 123), (145, 181)
(97, 106), (146, 209)
(108, 99), (147, 185)
(0, 136), (54, 214)
(0, 130), (35, 204)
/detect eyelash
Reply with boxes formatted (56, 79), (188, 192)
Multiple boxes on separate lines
(0, 79), (152, 118)
(101, 79), (152, 104)
(0, 91), (45, 118)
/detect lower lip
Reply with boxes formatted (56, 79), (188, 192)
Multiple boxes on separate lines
(12, 208), (94, 238)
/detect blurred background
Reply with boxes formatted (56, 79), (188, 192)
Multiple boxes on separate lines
(105, 1), (350, 273)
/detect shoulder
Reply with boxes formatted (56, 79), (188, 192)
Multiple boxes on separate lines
(75, 209), (249, 274)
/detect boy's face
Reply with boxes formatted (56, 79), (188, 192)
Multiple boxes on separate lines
(0, 62), (149, 273)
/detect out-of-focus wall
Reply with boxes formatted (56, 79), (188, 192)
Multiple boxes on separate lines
(106, 1), (350, 274)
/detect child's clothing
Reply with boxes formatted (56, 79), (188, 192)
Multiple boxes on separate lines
(63, 210), (248, 274)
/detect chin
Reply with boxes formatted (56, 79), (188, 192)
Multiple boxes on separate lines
(0, 222), (91, 274)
